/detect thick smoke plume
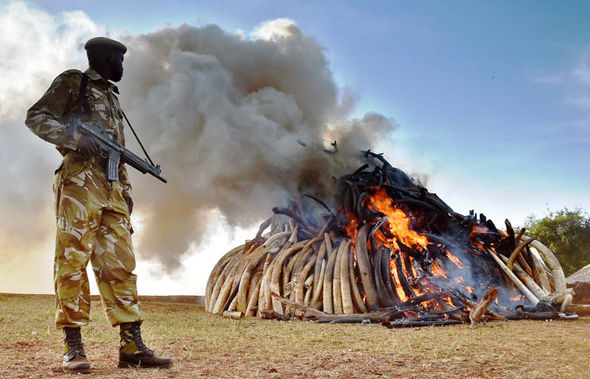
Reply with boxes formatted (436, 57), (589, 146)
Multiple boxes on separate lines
(121, 20), (397, 269)
(0, 2), (105, 292)
(0, 1), (396, 282)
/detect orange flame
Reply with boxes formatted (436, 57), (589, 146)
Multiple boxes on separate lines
(390, 259), (409, 302)
(430, 262), (447, 278)
(367, 189), (430, 250)
(341, 187), (482, 313)
(446, 251), (464, 268)
(470, 223), (489, 237)
(407, 256), (418, 278)
(344, 213), (360, 242)
(440, 295), (455, 307)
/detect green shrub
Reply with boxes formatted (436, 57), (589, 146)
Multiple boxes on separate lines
(524, 208), (590, 276)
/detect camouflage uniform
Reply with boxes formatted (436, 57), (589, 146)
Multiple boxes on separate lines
(26, 68), (142, 329)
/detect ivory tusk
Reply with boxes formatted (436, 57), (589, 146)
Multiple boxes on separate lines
(205, 244), (244, 312)
(526, 237), (567, 294)
(270, 227), (306, 313)
(236, 245), (268, 313)
(488, 249), (539, 305)
(332, 241), (347, 314)
(311, 259), (327, 309)
(322, 243), (339, 314)
(349, 251), (367, 313)
(469, 287), (498, 329)
(311, 239), (327, 305)
(340, 241), (355, 314)
(355, 224), (380, 311)
(500, 254), (549, 300)
(245, 271), (262, 317)
(507, 238), (535, 271)
(295, 255), (317, 312)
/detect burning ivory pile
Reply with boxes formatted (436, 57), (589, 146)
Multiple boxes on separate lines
(205, 152), (588, 327)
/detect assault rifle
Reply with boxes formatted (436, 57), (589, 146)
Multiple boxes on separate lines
(67, 118), (167, 183)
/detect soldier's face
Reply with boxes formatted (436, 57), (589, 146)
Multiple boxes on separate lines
(108, 51), (124, 82)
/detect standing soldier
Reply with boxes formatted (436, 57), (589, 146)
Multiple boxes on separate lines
(25, 37), (172, 373)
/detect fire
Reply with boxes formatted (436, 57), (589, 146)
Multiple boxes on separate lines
(424, 299), (441, 311)
(441, 295), (454, 307)
(390, 259), (409, 302)
(344, 212), (360, 242)
(344, 188), (477, 311)
(340, 187), (505, 315)
(446, 251), (464, 269)
(430, 262), (447, 278)
(471, 223), (489, 236)
(407, 257), (418, 277)
(367, 188), (430, 250)
(207, 153), (572, 326)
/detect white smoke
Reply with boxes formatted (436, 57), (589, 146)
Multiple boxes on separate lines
(250, 18), (299, 41)
(0, 2), (397, 282)
(120, 24), (396, 269)
(0, 2), (108, 292)
(0, 2), (104, 120)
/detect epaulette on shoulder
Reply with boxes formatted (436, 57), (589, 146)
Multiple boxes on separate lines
(48, 69), (83, 89)
(58, 69), (84, 82)
(61, 69), (84, 76)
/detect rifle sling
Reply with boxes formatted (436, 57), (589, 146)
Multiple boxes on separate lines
(75, 71), (156, 167)
(75, 73), (90, 115)
(121, 110), (156, 167)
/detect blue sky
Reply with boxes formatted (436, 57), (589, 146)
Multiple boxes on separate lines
(29, 0), (589, 220)
(2, 1), (589, 294)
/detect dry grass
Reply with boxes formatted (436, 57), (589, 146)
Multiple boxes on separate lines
(0, 293), (589, 378)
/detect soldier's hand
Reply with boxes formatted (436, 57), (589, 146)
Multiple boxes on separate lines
(124, 195), (134, 215)
(76, 134), (99, 158)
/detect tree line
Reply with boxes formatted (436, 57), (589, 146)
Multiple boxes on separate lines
(524, 208), (590, 277)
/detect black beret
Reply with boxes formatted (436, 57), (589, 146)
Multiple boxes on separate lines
(84, 37), (127, 54)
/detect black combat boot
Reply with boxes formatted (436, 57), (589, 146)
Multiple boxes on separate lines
(62, 327), (90, 373)
(118, 321), (172, 368)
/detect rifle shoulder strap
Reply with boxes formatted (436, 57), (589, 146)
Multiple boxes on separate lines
(75, 72), (156, 167)
(121, 110), (156, 166)
(75, 72), (90, 115)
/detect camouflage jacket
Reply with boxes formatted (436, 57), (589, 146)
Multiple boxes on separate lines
(25, 68), (131, 197)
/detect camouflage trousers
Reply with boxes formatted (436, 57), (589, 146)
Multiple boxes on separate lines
(53, 154), (141, 329)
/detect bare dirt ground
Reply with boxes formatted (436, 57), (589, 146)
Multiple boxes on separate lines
(1, 293), (589, 378)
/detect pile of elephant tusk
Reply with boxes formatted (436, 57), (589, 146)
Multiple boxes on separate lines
(205, 152), (590, 327)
